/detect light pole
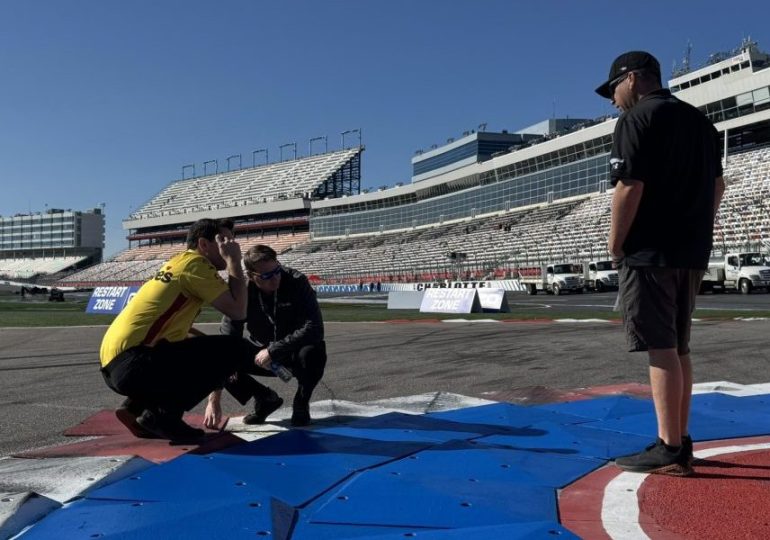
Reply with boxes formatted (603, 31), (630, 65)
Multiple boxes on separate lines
(340, 128), (361, 149)
(279, 142), (297, 162)
(252, 148), (268, 167)
(182, 164), (196, 179)
(203, 159), (218, 176)
(309, 136), (327, 156)
(226, 154), (242, 171)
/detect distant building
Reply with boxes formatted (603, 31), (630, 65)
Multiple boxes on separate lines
(514, 118), (591, 137)
(669, 40), (770, 149)
(0, 208), (104, 280)
(411, 125), (588, 183)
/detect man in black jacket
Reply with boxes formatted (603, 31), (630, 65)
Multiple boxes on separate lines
(204, 244), (327, 427)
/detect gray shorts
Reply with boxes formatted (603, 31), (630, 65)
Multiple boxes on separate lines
(617, 265), (704, 354)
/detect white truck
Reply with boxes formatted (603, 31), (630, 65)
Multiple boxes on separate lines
(519, 263), (584, 295)
(583, 260), (619, 292)
(700, 252), (770, 294)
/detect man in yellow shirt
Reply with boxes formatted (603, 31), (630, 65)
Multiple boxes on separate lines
(100, 218), (260, 441)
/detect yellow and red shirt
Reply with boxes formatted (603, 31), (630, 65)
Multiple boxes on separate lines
(100, 250), (228, 366)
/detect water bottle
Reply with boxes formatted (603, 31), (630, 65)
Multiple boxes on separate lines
(270, 361), (293, 383)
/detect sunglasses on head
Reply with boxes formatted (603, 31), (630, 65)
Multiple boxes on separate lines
(255, 265), (281, 280)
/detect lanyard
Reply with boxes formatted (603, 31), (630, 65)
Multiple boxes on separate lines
(257, 289), (278, 343)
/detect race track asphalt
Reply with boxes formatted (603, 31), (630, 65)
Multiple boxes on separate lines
(1, 291), (768, 457)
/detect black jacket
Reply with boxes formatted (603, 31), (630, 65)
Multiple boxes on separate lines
(220, 266), (324, 362)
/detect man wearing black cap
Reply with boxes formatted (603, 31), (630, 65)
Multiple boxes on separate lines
(596, 51), (725, 475)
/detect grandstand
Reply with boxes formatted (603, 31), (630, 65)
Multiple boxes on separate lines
(127, 148), (362, 222)
(280, 146), (770, 283)
(60, 147), (360, 287)
(0, 208), (104, 283)
(60, 40), (770, 288)
(713, 147), (770, 254)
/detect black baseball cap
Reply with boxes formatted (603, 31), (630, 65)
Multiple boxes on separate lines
(595, 51), (661, 98)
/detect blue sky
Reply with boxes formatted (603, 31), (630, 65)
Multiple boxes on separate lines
(1, 0), (768, 256)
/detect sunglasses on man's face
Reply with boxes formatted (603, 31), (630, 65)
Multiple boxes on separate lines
(255, 265), (281, 280)
(608, 72), (631, 95)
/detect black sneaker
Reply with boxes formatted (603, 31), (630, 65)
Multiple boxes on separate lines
(291, 400), (311, 427)
(115, 398), (158, 439)
(682, 434), (694, 466)
(243, 392), (284, 425)
(614, 438), (692, 476)
(135, 409), (205, 442)
(291, 386), (313, 427)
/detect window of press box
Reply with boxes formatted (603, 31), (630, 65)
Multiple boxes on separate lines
(753, 87), (770, 105)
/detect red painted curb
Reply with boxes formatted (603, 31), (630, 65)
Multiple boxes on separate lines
(559, 436), (770, 540)
(638, 443), (770, 539)
(559, 464), (618, 540)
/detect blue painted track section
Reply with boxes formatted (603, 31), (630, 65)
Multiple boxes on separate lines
(20, 393), (770, 539)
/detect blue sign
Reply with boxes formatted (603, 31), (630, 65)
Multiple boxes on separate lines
(86, 286), (140, 314)
(316, 284), (360, 293)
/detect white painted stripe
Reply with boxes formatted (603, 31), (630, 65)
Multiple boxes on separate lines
(554, 318), (612, 323)
(692, 381), (770, 396)
(692, 381), (752, 395)
(694, 442), (770, 460)
(602, 440), (770, 539)
(365, 392), (495, 413)
(441, 319), (501, 323)
(225, 394), (498, 434)
(601, 471), (649, 539)
(697, 307), (768, 312)
(0, 456), (152, 504)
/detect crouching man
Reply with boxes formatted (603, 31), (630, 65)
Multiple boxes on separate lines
(205, 244), (327, 428)
(100, 218), (266, 442)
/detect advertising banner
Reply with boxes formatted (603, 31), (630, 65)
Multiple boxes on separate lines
(85, 286), (139, 314)
(419, 288), (481, 314)
(476, 288), (510, 312)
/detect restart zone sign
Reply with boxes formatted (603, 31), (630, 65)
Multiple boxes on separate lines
(419, 288), (482, 314)
(86, 286), (139, 315)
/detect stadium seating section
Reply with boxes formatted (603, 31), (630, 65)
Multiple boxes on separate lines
(59, 146), (770, 286)
(712, 147), (770, 255)
(59, 232), (310, 285)
(279, 146), (770, 282)
(129, 148), (361, 219)
(0, 256), (87, 280)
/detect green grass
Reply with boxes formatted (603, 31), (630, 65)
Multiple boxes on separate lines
(0, 298), (117, 326)
(1, 298), (769, 327)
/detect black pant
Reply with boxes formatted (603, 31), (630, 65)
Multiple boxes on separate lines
(224, 341), (328, 407)
(101, 335), (256, 415)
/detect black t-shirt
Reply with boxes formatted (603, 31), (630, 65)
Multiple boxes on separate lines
(610, 88), (723, 269)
